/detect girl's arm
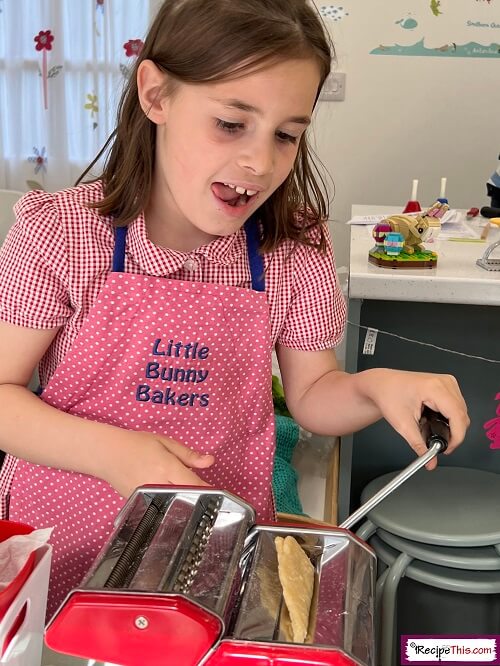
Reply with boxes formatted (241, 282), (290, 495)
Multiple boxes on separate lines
(0, 321), (214, 497)
(276, 344), (469, 469)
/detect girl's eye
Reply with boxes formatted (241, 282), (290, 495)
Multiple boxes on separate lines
(215, 119), (298, 145)
(215, 119), (244, 133)
(276, 131), (298, 145)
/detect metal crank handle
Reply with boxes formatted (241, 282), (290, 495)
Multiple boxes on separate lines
(340, 407), (449, 531)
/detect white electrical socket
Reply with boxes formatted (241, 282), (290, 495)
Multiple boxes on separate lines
(319, 72), (346, 102)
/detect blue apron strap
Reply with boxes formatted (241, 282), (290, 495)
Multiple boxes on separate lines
(113, 221), (264, 289)
(244, 216), (265, 292)
(112, 226), (128, 273)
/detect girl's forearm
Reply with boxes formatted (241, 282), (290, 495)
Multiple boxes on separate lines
(287, 368), (386, 436)
(0, 384), (129, 480)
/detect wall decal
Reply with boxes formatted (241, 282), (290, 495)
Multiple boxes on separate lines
(319, 5), (349, 21)
(395, 16), (419, 30)
(371, 1), (500, 59)
(371, 38), (500, 57)
(430, 0), (443, 17)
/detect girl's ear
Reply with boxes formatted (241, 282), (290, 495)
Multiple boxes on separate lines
(137, 60), (167, 124)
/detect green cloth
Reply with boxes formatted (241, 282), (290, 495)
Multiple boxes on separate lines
(272, 415), (306, 515)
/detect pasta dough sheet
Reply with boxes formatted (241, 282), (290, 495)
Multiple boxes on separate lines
(275, 535), (315, 643)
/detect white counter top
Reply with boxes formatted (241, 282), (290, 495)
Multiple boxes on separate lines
(348, 205), (500, 306)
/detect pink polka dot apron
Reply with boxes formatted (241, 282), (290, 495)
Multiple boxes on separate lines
(7, 217), (276, 618)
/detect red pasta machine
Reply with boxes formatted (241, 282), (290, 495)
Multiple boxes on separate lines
(45, 486), (376, 666)
(45, 408), (448, 666)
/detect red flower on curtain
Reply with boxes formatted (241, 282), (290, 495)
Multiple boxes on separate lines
(34, 29), (61, 111)
(34, 30), (54, 51)
(123, 39), (144, 57)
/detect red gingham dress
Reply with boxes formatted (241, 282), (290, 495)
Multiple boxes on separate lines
(0, 182), (346, 612)
(0, 182), (345, 387)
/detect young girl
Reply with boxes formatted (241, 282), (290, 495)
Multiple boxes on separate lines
(0, 0), (468, 618)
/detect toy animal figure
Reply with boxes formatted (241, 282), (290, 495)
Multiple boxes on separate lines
(382, 213), (441, 254)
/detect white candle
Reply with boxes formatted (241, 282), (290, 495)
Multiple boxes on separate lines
(439, 177), (447, 199)
(411, 179), (419, 201)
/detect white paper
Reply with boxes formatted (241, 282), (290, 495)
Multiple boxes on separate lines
(348, 214), (394, 225)
(440, 209), (461, 225)
(348, 211), (425, 225)
(438, 211), (481, 239)
(0, 527), (53, 590)
(438, 224), (480, 240)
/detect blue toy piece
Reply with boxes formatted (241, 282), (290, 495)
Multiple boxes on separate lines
(384, 231), (404, 256)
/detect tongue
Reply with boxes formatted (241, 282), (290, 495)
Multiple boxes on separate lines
(212, 183), (241, 203)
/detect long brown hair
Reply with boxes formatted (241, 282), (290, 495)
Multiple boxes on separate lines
(79, 0), (334, 252)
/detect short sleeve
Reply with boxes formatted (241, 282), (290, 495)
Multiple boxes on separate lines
(277, 223), (346, 351)
(0, 190), (72, 329)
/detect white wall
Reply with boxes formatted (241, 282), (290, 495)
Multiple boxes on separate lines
(312, 1), (500, 267)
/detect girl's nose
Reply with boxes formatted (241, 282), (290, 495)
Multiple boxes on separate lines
(237, 138), (275, 176)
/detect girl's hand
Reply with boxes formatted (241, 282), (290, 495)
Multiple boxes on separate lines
(360, 369), (470, 469)
(103, 431), (215, 498)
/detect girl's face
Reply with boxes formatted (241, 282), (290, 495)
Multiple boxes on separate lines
(143, 58), (321, 250)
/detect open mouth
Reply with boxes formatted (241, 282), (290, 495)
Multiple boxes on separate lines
(211, 182), (259, 208)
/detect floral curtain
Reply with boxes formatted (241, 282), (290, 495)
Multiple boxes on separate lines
(0, 0), (159, 193)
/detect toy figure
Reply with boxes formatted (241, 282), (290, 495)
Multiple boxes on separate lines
(426, 200), (449, 220)
(369, 204), (444, 269)
(383, 213), (441, 254)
